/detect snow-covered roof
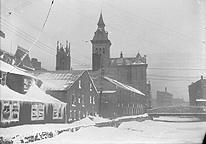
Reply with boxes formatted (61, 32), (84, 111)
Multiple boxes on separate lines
(25, 84), (66, 105)
(196, 99), (206, 102)
(0, 60), (36, 78)
(0, 85), (40, 102)
(32, 70), (85, 91)
(104, 76), (145, 96)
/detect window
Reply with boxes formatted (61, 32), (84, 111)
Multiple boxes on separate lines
(78, 97), (81, 104)
(69, 110), (72, 121)
(79, 111), (81, 120)
(24, 78), (32, 92)
(79, 80), (81, 89)
(93, 96), (95, 104)
(0, 71), (6, 85)
(74, 110), (76, 120)
(31, 103), (45, 121)
(90, 84), (92, 91)
(82, 95), (85, 107)
(90, 96), (92, 104)
(72, 94), (76, 106)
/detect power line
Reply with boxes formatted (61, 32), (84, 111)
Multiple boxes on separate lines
(2, 23), (91, 67)
(101, 1), (202, 45)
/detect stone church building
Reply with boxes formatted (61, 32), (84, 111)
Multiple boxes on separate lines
(91, 13), (151, 109)
(56, 41), (71, 70)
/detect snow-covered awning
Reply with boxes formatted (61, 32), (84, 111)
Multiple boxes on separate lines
(0, 85), (41, 102)
(0, 60), (36, 78)
(25, 84), (66, 105)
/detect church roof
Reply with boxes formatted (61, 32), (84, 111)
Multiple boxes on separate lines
(110, 52), (147, 66)
(31, 70), (85, 91)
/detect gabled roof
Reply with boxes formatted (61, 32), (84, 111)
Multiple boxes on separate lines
(110, 52), (147, 66)
(32, 70), (85, 91)
(104, 76), (145, 96)
(89, 70), (145, 96)
(14, 45), (34, 71)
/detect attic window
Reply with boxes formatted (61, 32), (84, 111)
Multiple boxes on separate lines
(90, 84), (92, 91)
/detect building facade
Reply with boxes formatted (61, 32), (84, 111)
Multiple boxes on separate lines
(91, 13), (151, 109)
(33, 70), (99, 122)
(56, 41), (71, 71)
(156, 87), (173, 107)
(89, 71), (146, 118)
(189, 76), (206, 106)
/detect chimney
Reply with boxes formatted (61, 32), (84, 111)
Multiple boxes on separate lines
(165, 87), (167, 92)
(120, 51), (123, 58)
(201, 75), (203, 80)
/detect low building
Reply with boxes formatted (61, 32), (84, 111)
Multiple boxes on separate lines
(32, 70), (99, 123)
(156, 87), (173, 107)
(189, 76), (206, 106)
(0, 60), (66, 127)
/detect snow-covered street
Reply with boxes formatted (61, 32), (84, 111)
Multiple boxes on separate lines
(1, 115), (205, 144)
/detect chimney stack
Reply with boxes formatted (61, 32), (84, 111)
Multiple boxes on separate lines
(165, 87), (167, 92)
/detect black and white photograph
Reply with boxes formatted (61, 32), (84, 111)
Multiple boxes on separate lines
(0, 0), (206, 143)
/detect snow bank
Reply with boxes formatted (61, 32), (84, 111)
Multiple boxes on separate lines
(88, 116), (111, 123)
(71, 117), (95, 127)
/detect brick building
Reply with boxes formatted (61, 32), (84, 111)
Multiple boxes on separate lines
(156, 87), (173, 107)
(32, 70), (99, 122)
(189, 76), (206, 106)
(89, 70), (146, 118)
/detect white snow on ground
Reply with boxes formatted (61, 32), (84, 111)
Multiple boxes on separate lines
(1, 116), (206, 144)
(33, 120), (206, 144)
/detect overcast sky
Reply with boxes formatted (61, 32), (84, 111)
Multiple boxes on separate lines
(1, 0), (206, 101)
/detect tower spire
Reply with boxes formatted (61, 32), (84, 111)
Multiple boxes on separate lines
(97, 12), (105, 28)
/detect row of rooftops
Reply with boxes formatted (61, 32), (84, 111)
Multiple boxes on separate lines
(1, 60), (145, 96)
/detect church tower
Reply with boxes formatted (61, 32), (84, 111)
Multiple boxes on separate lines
(91, 13), (112, 71)
(56, 41), (71, 70)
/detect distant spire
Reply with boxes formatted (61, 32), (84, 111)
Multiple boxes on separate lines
(97, 12), (105, 28)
